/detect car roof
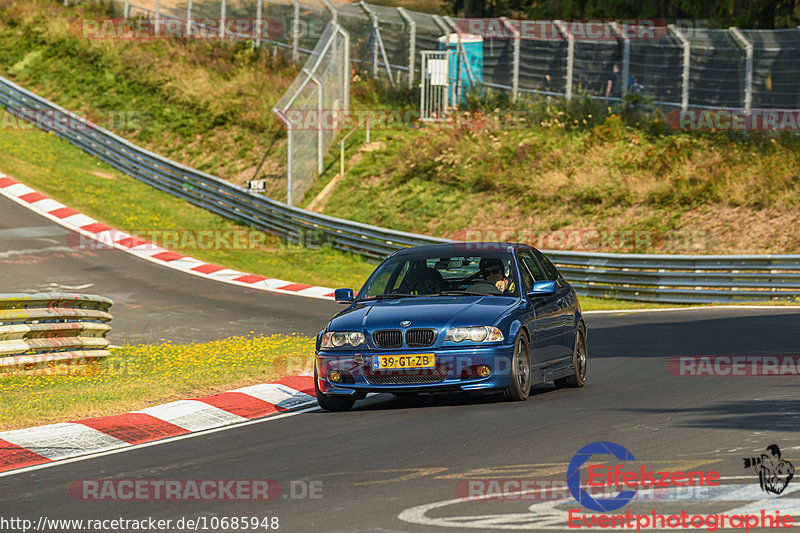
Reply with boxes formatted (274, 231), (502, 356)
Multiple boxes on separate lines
(390, 242), (534, 257)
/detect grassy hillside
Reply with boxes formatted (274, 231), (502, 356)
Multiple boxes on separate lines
(0, 0), (299, 199)
(1, 0), (798, 261)
(317, 111), (800, 254)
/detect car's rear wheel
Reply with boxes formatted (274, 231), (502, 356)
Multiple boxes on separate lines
(555, 324), (587, 388)
(503, 333), (531, 401)
(314, 371), (356, 411)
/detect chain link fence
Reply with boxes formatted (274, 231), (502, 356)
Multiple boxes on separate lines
(106, 1), (800, 206)
(113, 1), (800, 109)
(273, 22), (349, 205)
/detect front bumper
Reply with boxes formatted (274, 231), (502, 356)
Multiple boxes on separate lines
(315, 344), (516, 396)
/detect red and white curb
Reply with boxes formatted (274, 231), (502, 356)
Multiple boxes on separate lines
(0, 173), (336, 300)
(0, 375), (316, 474)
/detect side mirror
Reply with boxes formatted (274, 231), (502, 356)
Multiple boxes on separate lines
(527, 280), (556, 297)
(334, 288), (354, 303)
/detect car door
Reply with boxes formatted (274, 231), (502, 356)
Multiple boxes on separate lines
(532, 249), (577, 359)
(518, 250), (567, 365)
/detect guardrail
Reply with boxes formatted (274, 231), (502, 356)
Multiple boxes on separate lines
(1, 74), (800, 303)
(0, 293), (113, 372)
(0, 74), (447, 261)
(546, 251), (800, 304)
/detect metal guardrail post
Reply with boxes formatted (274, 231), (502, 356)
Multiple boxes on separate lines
(730, 27), (753, 112)
(397, 7), (416, 89)
(554, 21), (574, 101)
(670, 25), (691, 111)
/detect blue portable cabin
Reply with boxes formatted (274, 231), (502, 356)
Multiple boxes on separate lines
(437, 33), (484, 103)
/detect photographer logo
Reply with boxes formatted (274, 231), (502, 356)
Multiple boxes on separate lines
(744, 444), (795, 495)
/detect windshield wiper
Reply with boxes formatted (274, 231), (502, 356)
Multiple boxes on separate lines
(436, 290), (487, 296)
(361, 293), (420, 300)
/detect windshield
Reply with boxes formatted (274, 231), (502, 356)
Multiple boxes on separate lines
(359, 252), (519, 300)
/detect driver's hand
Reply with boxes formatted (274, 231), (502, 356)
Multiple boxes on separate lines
(495, 279), (508, 292)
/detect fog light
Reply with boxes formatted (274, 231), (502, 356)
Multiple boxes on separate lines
(477, 365), (492, 378)
(329, 371), (342, 383)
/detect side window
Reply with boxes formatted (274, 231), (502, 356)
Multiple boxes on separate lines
(518, 256), (534, 292)
(532, 250), (564, 285)
(519, 251), (547, 285)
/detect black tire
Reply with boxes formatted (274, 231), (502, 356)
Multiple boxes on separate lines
(555, 324), (587, 388)
(503, 333), (531, 401)
(314, 371), (356, 411)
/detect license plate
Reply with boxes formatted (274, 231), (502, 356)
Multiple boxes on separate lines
(372, 354), (435, 370)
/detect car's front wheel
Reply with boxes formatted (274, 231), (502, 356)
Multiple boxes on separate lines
(555, 323), (587, 388)
(503, 333), (531, 401)
(314, 370), (356, 411)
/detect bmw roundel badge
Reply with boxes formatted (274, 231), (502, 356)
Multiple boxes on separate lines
(400, 320), (411, 327)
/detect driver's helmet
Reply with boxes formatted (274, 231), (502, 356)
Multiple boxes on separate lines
(479, 257), (505, 278)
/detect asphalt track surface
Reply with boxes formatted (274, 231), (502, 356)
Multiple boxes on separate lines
(3, 195), (800, 531)
(0, 194), (341, 344)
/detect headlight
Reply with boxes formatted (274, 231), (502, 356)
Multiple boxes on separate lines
(444, 326), (504, 343)
(322, 331), (365, 348)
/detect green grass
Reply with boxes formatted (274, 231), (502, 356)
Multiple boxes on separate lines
(0, 126), (376, 289)
(0, 334), (314, 430)
(2, 0), (796, 311)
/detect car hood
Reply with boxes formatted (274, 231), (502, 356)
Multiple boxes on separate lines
(328, 296), (517, 332)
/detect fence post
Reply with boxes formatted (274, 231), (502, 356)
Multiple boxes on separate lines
(339, 25), (350, 112)
(611, 23), (629, 97)
(291, 0), (300, 62)
(287, 126), (294, 205)
(322, 0), (338, 23)
(555, 21), (574, 101)
(730, 27), (753, 112)
(359, 1), (394, 85)
(397, 7), (416, 89)
(124, 0), (130, 18)
(670, 25), (690, 111)
(185, 0), (193, 38)
(501, 18), (520, 102)
(220, 0), (227, 40)
(154, 0), (161, 37)
(304, 69), (324, 175)
(254, 0), (262, 47)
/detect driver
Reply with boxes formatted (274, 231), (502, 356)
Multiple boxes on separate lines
(479, 257), (515, 294)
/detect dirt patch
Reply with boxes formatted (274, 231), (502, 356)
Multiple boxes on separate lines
(91, 171), (117, 180)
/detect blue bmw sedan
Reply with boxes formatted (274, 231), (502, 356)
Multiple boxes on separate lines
(314, 242), (587, 411)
